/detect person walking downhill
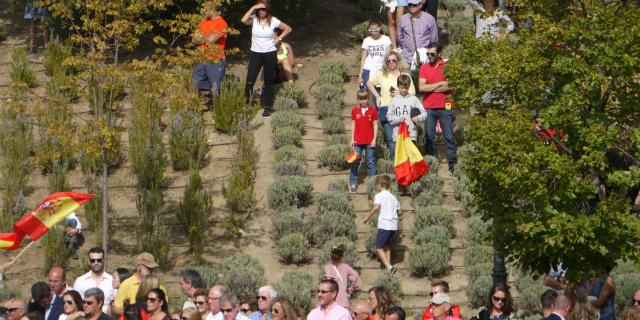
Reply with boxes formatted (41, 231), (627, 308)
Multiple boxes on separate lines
(349, 90), (378, 193)
(358, 21), (392, 103)
(241, 0), (292, 119)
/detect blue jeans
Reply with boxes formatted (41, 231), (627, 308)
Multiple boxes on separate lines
(192, 60), (227, 93)
(425, 108), (457, 170)
(350, 144), (377, 185)
(378, 106), (396, 163)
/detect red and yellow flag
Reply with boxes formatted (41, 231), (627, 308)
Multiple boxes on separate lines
(394, 122), (429, 185)
(0, 192), (94, 250)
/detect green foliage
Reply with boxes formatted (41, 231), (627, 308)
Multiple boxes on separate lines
(276, 233), (311, 264)
(34, 96), (76, 173)
(467, 274), (492, 308)
(319, 236), (358, 267)
(199, 267), (221, 287)
(327, 179), (349, 193)
(271, 111), (306, 134)
(169, 109), (207, 171)
(412, 190), (444, 208)
(48, 162), (69, 193)
(43, 226), (70, 273)
(408, 174), (443, 197)
(267, 176), (314, 209)
(466, 215), (491, 244)
(424, 155), (439, 173)
(313, 83), (344, 102)
(316, 100), (343, 119)
(515, 274), (547, 318)
(82, 181), (107, 247)
(308, 211), (357, 244)
(0, 288), (21, 301)
(177, 166), (213, 263)
(372, 273), (403, 304)
(414, 225), (450, 247)
(409, 244), (451, 277)
(445, 12), (473, 44)
(319, 60), (348, 82)
(465, 262), (493, 283)
(325, 134), (349, 146)
(271, 209), (307, 240)
(212, 76), (256, 134)
(315, 191), (353, 215)
(221, 252), (266, 302)
(43, 39), (73, 76)
(323, 117), (346, 135)
(273, 160), (307, 177)
(274, 145), (306, 163)
(275, 270), (315, 315)
(273, 126), (303, 149)
(277, 82), (307, 107)
(440, 0), (466, 13)
(614, 273), (640, 313)
(377, 159), (395, 174)
(316, 143), (351, 171)
(10, 48), (36, 89)
(414, 206), (455, 236)
(447, 1), (640, 280)
(464, 244), (493, 269)
(274, 96), (299, 112)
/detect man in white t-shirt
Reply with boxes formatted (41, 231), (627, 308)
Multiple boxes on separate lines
(73, 247), (114, 313)
(206, 285), (227, 320)
(363, 174), (401, 274)
(359, 21), (392, 97)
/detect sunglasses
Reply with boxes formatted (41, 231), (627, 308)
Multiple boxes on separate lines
(427, 52), (438, 57)
(195, 301), (206, 306)
(633, 299), (640, 305)
(368, 296), (377, 301)
(221, 308), (234, 313)
(63, 300), (75, 305)
(492, 296), (506, 303)
(83, 300), (95, 305)
(6, 308), (19, 313)
(240, 309), (249, 313)
(89, 258), (103, 263)
(255, 8), (266, 12)
(256, 295), (268, 301)
(368, 29), (381, 33)
(272, 309), (281, 314)
(387, 59), (398, 63)
(147, 297), (159, 302)
(317, 289), (334, 294)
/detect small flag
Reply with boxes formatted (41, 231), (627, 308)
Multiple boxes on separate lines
(345, 150), (361, 164)
(394, 123), (429, 185)
(0, 192), (94, 250)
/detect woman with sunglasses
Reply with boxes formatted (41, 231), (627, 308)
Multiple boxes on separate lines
(366, 51), (415, 161)
(269, 298), (298, 320)
(476, 283), (516, 320)
(192, 289), (210, 319)
(358, 21), (392, 97)
(367, 287), (396, 320)
(146, 288), (171, 320)
(241, 0), (292, 119)
(59, 290), (83, 320)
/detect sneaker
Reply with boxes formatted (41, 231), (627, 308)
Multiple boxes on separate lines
(389, 266), (397, 274)
(349, 184), (357, 193)
(261, 108), (274, 119)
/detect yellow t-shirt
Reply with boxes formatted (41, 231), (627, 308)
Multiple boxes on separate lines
(368, 71), (416, 106)
(113, 275), (168, 311)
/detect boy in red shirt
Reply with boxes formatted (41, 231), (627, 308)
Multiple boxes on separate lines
(350, 90), (379, 193)
(191, 2), (228, 101)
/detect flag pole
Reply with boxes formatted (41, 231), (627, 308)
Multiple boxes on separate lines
(0, 241), (35, 288)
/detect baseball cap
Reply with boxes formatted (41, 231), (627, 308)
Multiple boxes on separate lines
(431, 292), (451, 305)
(136, 252), (159, 269)
(408, 0), (422, 5)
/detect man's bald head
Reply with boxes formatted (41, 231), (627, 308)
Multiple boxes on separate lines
(351, 300), (372, 320)
(48, 267), (66, 296)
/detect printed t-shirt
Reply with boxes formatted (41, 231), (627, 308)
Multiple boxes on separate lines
(362, 35), (392, 76)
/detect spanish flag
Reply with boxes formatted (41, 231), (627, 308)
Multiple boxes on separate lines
(394, 122), (429, 185)
(0, 192), (94, 250)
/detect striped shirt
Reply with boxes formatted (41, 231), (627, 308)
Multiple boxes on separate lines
(396, 11), (438, 65)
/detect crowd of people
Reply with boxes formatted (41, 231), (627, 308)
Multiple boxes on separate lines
(2, 248), (639, 320)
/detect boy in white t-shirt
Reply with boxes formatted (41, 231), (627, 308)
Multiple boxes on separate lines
(358, 21), (392, 100)
(363, 174), (401, 274)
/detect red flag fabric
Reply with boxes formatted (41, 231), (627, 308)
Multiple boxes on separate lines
(394, 122), (429, 185)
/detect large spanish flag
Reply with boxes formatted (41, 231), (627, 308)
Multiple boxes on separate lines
(394, 122), (429, 185)
(0, 192), (94, 250)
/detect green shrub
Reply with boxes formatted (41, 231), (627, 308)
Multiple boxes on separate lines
(221, 252), (266, 302)
(467, 274), (492, 308)
(43, 39), (74, 77)
(309, 211), (357, 244)
(323, 117), (345, 135)
(199, 267), (221, 287)
(315, 191), (353, 215)
(414, 206), (455, 236)
(267, 176), (314, 209)
(614, 273), (640, 312)
(319, 60), (348, 82)
(177, 166), (213, 262)
(316, 100), (343, 120)
(10, 48), (36, 88)
(325, 134), (349, 146)
(47, 71), (78, 103)
(412, 190), (443, 208)
(446, 12), (474, 44)
(452, 175), (469, 200)
(319, 73), (347, 87)
(274, 96), (299, 111)
(0, 288), (21, 301)
(373, 273), (403, 304)
(169, 108), (207, 170)
(318, 236), (358, 267)
(424, 155), (439, 173)
(275, 145), (306, 163)
(441, 0), (466, 13)
(612, 259), (638, 276)
(327, 179), (349, 192)
(273, 126), (303, 149)
(516, 274), (547, 317)
(460, 190), (478, 217)
(409, 174), (443, 196)
(223, 125), (257, 223)
(316, 143), (351, 171)
(275, 270), (315, 315)
(414, 225), (450, 247)
(271, 111), (306, 133)
(43, 225), (70, 272)
(273, 160), (306, 177)
(377, 159), (394, 174)
(277, 233), (311, 264)
(271, 209), (306, 240)
(313, 83), (344, 102)
(409, 244), (450, 277)
(465, 262), (492, 283)
(467, 215), (491, 244)
(367, 174), (398, 199)
(0, 26), (6, 43)
(277, 82), (307, 107)
(212, 76), (257, 134)
(464, 244), (493, 269)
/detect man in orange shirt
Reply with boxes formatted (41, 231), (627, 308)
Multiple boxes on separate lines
(192, 2), (228, 101)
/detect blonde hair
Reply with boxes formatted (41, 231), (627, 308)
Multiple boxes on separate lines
(136, 274), (160, 298)
(382, 51), (409, 75)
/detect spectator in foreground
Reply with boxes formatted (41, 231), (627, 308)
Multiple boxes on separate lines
(192, 2), (229, 102)
(3, 299), (26, 320)
(540, 289), (559, 318)
(59, 290), (83, 320)
(83, 288), (111, 320)
(385, 306), (405, 320)
(146, 288), (171, 320)
(423, 293), (458, 320)
(249, 286), (276, 320)
(27, 282), (51, 318)
(421, 281), (461, 320)
(207, 286), (227, 320)
(113, 252), (167, 314)
(193, 289), (210, 319)
(74, 247), (114, 313)
(474, 283), (516, 320)
(368, 287), (396, 320)
(323, 245), (361, 307)
(634, 288), (640, 310)
(620, 307), (640, 320)
(178, 269), (205, 310)
(350, 300), (372, 320)
(269, 298), (298, 320)
(219, 293), (250, 320)
(543, 295), (570, 320)
(307, 279), (350, 320)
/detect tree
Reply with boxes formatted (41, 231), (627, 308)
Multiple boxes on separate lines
(446, 0), (640, 282)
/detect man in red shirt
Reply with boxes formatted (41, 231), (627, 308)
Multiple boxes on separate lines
(421, 280), (461, 320)
(418, 42), (457, 175)
(192, 2), (228, 101)
(350, 90), (379, 193)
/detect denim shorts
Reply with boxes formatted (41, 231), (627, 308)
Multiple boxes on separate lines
(375, 229), (397, 248)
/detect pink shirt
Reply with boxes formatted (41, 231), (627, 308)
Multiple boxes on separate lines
(306, 301), (352, 320)
(323, 263), (362, 308)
